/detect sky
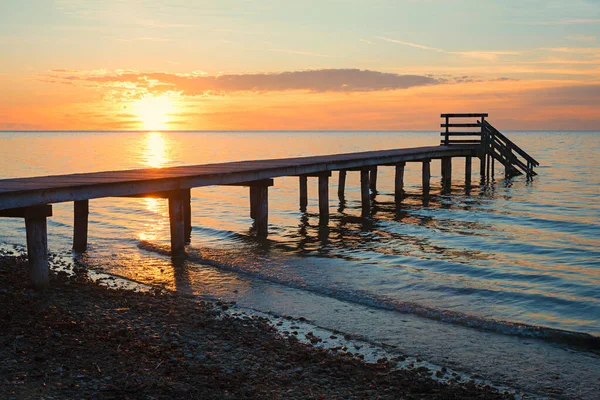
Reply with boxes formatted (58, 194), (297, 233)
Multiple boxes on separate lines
(1, 0), (599, 130)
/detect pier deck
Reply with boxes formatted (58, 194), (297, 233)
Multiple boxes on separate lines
(0, 145), (474, 210)
(0, 113), (539, 288)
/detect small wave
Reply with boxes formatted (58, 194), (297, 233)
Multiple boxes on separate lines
(137, 239), (600, 350)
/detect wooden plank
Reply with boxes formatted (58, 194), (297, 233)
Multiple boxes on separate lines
(227, 179), (274, 187)
(440, 132), (482, 136)
(441, 140), (482, 144)
(441, 123), (480, 128)
(0, 205), (52, 218)
(441, 113), (488, 118)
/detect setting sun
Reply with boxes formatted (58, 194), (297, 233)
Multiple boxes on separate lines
(133, 95), (175, 131)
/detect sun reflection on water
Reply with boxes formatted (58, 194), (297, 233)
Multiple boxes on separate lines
(137, 132), (171, 242)
(138, 197), (169, 242)
(144, 131), (167, 168)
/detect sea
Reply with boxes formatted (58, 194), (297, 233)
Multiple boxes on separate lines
(1, 130), (599, 398)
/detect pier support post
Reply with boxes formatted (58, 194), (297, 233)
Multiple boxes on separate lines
(318, 173), (329, 224)
(338, 170), (346, 200)
(73, 200), (89, 252)
(395, 162), (405, 199)
(360, 168), (370, 215)
(480, 155), (486, 180)
(422, 160), (431, 195)
(182, 189), (192, 242)
(168, 191), (186, 257)
(369, 166), (378, 193)
(250, 186), (258, 219)
(441, 157), (452, 192)
(299, 175), (308, 211)
(26, 216), (50, 289)
(254, 185), (269, 237)
(465, 156), (472, 187)
(0, 205), (53, 289)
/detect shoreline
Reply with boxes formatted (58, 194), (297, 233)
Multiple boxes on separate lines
(0, 254), (513, 399)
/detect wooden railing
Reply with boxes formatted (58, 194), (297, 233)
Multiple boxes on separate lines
(440, 113), (538, 177)
(440, 113), (487, 146)
(481, 121), (539, 177)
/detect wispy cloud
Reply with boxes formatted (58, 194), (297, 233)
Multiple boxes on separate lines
(360, 38), (374, 45)
(376, 37), (520, 60)
(450, 51), (521, 61)
(376, 37), (444, 52)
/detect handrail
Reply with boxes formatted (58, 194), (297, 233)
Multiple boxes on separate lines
(440, 113), (538, 177)
(482, 121), (539, 166)
(440, 113), (488, 118)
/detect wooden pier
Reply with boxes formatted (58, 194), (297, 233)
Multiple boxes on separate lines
(0, 114), (538, 288)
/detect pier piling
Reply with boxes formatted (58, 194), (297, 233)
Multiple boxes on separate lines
(395, 162), (405, 199)
(338, 170), (346, 200)
(422, 160), (431, 194)
(26, 215), (50, 289)
(441, 157), (452, 192)
(360, 168), (370, 215)
(318, 173), (329, 224)
(254, 185), (269, 236)
(369, 166), (378, 193)
(299, 175), (308, 211)
(73, 200), (89, 252)
(465, 156), (472, 187)
(182, 189), (192, 242)
(168, 191), (186, 257)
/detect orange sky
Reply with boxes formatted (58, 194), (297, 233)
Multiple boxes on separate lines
(1, 1), (598, 130)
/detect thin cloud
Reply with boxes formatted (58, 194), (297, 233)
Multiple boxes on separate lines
(449, 51), (521, 61)
(376, 37), (520, 60)
(376, 36), (444, 52)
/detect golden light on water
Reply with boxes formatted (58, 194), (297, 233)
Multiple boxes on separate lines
(133, 95), (175, 131)
(138, 197), (168, 242)
(144, 131), (167, 168)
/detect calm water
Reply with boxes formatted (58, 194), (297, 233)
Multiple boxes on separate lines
(1, 130), (599, 398)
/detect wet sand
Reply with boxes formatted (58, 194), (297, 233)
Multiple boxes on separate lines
(0, 254), (512, 399)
